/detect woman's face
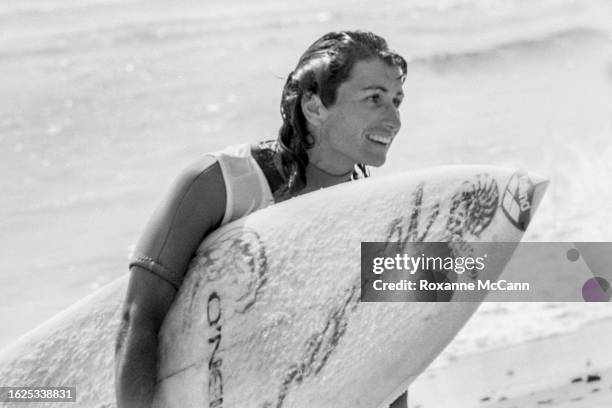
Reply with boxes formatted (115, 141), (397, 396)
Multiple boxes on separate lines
(313, 58), (404, 172)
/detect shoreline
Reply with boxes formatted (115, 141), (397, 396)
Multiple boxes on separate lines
(410, 318), (612, 407)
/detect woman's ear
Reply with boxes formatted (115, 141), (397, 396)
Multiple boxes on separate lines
(301, 92), (328, 128)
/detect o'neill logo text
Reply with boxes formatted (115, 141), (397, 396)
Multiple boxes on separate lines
(501, 172), (534, 231)
(207, 292), (223, 408)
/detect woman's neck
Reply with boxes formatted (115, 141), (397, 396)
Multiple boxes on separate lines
(302, 161), (353, 193)
(253, 141), (355, 201)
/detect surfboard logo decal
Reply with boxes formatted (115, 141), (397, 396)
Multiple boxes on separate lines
(183, 228), (267, 407)
(189, 229), (267, 408)
(385, 175), (498, 246)
(207, 291), (224, 408)
(265, 285), (360, 408)
(192, 228), (268, 314)
(379, 176), (499, 288)
(406, 182), (441, 242)
(386, 183), (440, 246)
(501, 172), (534, 231)
(446, 174), (499, 238)
(442, 174), (499, 281)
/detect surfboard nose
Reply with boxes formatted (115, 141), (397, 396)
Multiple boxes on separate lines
(528, 172), (549, 214)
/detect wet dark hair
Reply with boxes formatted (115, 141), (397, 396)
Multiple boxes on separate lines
(276, 30), (407, 193)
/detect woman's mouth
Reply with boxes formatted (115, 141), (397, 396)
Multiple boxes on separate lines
(366, 133), (393, 146)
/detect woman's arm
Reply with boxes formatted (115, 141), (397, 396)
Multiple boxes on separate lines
(115, 156), (226, 408)
(115, 266), (175, 408)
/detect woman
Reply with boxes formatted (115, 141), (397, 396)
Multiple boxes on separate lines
(115, 30), (406, 407)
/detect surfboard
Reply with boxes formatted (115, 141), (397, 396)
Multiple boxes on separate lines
(0, 166), (547, 408)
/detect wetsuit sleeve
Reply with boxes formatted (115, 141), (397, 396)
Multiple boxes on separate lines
(128, 156), (226, 290)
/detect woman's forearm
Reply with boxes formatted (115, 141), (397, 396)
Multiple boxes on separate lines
(115, 267), (177, 408)
(115, 308), (160, 408)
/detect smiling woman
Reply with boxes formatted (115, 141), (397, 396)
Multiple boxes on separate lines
(278, 31), (407, 195)
(309, 59), (405, 172)
(114, 30), (407, 408)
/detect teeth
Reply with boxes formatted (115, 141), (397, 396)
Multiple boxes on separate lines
(367, 134), (391, 145)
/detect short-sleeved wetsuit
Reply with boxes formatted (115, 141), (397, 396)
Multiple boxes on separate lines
(128, 142), (281, 290)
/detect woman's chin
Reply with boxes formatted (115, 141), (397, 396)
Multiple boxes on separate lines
(365, 155), (387, 167)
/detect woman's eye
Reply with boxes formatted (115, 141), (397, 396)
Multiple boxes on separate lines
(367, 94), (381, 104)
(393, 98), (402, 108)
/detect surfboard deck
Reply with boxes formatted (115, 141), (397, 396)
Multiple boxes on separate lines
(0, 166), (547, 408)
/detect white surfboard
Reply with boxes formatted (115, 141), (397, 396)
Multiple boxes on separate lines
(0, 166), (547, 408)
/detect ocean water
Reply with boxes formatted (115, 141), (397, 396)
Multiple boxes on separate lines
(0, 0), (611, 353)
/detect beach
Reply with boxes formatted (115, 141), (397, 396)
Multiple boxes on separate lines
(1, 0), (611, 405)
(410, 318), (612, 407)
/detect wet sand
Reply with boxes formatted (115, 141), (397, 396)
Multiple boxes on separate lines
(410, 319), (612, 407)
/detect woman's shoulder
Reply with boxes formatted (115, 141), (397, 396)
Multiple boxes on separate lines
(177, 154), (223, 186)
(168, 155), (226, 215)
(175, 141), (275, 191)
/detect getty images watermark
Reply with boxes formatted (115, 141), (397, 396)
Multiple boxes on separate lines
(360, 242), (612, 302)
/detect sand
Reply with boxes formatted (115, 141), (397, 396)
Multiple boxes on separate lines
(410, 319), (612, 407)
